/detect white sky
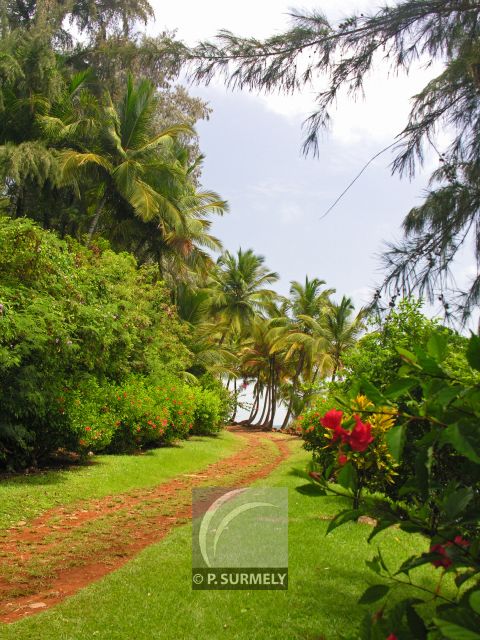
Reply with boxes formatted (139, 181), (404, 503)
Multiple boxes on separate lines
(145, 0), (476, 324)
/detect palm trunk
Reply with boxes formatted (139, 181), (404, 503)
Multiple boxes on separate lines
(247, 383), (260, 425)
(281, 352), (305, 429)
(281, 389), (295, 429)
(231, 378), (238, 423)
(331, 362), (338, 382)
(87, 193), (107, 244)
(267, 358), (277, 429)
(255, 385), (269, 427)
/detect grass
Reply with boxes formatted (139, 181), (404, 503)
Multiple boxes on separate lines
(0, 439), (451, 640)
(0, 432), (242, 530)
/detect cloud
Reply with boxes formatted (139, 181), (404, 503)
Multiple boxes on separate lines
(279, 203), (305, 224)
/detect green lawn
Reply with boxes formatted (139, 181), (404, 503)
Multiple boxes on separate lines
(0, 432), (242, 530)
(0, 440), (449, 640)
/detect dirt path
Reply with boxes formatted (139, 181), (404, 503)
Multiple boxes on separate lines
(0, 428), (294, 623)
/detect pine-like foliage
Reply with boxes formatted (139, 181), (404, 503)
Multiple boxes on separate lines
(189, 1), (480, 320)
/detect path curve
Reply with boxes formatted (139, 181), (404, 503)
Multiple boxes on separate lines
(0, 428), (294, 623)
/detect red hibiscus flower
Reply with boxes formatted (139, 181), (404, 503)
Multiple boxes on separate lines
(451, 535), (470, 548)
(347, 416), (374, 452)
(430, 543), (452, 569)
(338, 453), (348, 466)
(320, 409), (348, 442)
(430, 536), (469, 569)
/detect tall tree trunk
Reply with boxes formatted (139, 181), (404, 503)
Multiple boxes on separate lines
(247, 383), (260, 425)
(331, 362), (338, 382)
(87, 193), (107, 244)
(281, 394), (294, 430)
(230, 378), (238, 423)
(267, 358), (277, 429)
(281, 351), (305, 429)
(13, 186), (25, 218)
(255, 383), (269, 427)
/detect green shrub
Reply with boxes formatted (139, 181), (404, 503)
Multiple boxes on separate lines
(191, 388), (224, 435)
(312, 330), (480, 640)
(65, 378), (116, 453)
(0, 217), (191, 468)
(0, 217), (231, 468)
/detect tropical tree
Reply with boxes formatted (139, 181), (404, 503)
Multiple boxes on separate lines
(41, 75), (192, 240)
(189, 1), (480, 320)
(272, 277), (334, 427)
(239, 316), (288, 429)
(173, 283), (237, 379)
(322, 296), (366, 381)
(209, 248), (279, 342)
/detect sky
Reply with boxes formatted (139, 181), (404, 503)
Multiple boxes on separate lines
(145, 0), (472, 316)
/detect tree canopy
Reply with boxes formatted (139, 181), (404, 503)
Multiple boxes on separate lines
(188, 0), (480, 321)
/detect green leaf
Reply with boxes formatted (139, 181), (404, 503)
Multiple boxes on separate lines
(466, 334), (480, 372)
(395, 553), (433, 575)
(384, 377), (416, 399)
(414, 445), (433, 500)
(442, 487), (473, 520)
(385, 424), (406, 462)
(365, 556), (382, 575)
(469, 591), (480, 615)
(337, 462), (357, 492)
(367, 518), (396, 543)
(434, 618), (480, 639)
(396, 346), (418, 364)
(406, 602), (427, 639)
(440, 422), (480, 463)
(359, 378), (386, 404)
(433, 385), (462, 409)
(427, 332), (448, 362)
(357, 584), (390, 604)
(455, 571), (476, 589)
(326, 509), (360, 535)
(416, 352), (444, 376)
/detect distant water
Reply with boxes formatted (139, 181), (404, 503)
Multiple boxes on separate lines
(233, 383), (287, 428)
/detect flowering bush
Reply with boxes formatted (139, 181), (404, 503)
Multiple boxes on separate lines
(63, 376), (229, 455)
(0, 217), (191, 469)
(301, 395), (398, 503)
(95, 378), (195, 453)
(316, 330), (480, 640)
(65, 378), (116, 453)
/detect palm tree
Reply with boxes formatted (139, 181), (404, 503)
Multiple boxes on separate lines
(173, 282), (237, 379)
(40, 75), (195, 245)
(272, 277), (335, 427)
(322, 296), (366, 381)
(209, 248), (279, 341)
(240, 316), (287, 429)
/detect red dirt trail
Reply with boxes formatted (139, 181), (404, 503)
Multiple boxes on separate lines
(0, 428), (294, 623)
